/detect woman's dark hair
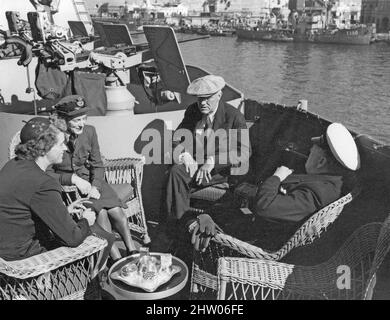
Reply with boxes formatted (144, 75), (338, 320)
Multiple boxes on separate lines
(15, 125), (61, 160)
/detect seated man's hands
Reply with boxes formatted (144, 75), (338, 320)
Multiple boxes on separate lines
(191, 213), (218, 252)
(67, 198), (92, 219)
(180, 152), (198, 178)
(72, 174), (92, 195)
(195, 157), (215, 185)
(88, 186), (101, 200)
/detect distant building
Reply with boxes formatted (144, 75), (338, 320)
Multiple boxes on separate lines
(361, 0), (390, 32)
(332, 0), (361, 25)
(180, 0), (290, 16)
(85, 0), (188, 18)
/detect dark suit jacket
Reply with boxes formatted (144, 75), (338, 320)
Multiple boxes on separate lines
(50, 125), (105, 191)
(173, 100), (250, 173)
(0, 159), (90, 261)
(252, 173), (343, 223)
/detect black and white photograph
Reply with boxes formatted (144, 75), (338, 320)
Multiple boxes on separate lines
(0, 0), (390, 307)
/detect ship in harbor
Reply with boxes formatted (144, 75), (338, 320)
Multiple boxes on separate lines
(293, 24), (373, 44)
(236, 27), (294, 42)
(1, 0), (390, 301)
(236, 0), (375, 45)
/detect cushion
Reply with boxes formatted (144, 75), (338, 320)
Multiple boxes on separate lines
(190, 183), (230, 202)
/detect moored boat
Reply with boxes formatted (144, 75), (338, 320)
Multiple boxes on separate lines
(236, 27), (294, 42)
(294, 25), (374, 45)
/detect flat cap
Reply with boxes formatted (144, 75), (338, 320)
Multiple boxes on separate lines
(186, 75), (225, 97)
(312, 123), (360, 171)
(20, 117), (51, 144)
(54, 95), (89, 119)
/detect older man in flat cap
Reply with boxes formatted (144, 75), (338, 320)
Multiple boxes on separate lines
(164, 75), (250, 226)
(190, 123), (361, 252)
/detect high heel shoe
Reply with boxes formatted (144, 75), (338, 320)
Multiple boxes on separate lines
(127, 249), (139, 257)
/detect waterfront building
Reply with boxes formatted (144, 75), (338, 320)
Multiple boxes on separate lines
(333, 1), (361, 24)
(289, 0), (361, 29)
(361, 0), (390, 32)
(180, 0), (290, 17)
(86, 0), (188, 18)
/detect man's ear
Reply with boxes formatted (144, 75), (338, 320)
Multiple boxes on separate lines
(317, 155), (328, 169)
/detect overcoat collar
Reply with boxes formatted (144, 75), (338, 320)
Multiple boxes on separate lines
(211, 100), (226, 130)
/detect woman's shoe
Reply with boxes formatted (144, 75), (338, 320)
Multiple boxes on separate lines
(127, 249), (139, 256)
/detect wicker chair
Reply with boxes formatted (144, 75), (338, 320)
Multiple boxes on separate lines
(190, 187), (360, 299)
(0, 235), (107, 300)
(9, 131), (150, 245)
(216, 215), (390, 300)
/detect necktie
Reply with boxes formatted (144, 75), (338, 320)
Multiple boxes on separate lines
(67, 134), (76, 154)
(205, 115), (212, 131)
(195, 115), (213, 160)
(196, 114), (212, 131)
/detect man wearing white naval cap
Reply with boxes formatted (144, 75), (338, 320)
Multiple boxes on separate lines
(164, 74), (250, 224)
(190, 123), (361, 252)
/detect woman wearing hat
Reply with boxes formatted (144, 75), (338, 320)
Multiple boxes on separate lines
(48, 95), (138, 260)
(0, 117), (98, 260)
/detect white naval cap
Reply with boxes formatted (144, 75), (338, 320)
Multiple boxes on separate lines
(312, 123), (361, 171)
(186, 75), (225, 97)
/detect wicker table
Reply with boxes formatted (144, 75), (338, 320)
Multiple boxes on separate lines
(107, 253), (188, 300)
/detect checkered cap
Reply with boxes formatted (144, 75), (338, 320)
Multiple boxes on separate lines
(186, 75), (225, 97)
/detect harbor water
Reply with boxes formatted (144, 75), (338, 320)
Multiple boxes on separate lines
(179, 37), (390, 144)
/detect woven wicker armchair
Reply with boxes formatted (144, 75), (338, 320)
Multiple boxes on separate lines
(216, 215), (390, 300)
(0, 235), (107, 300)
(9, 131), (150, 245)
(61, 157), (150, 245)
(190, 187), (360, 299)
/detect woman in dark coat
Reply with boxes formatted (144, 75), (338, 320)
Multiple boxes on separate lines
(0, 117), (97, 260)
(48, 95), (138, 260)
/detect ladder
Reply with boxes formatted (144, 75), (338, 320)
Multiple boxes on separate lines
(72, 0), (92, 28)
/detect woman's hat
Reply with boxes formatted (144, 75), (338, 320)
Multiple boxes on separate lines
(186, 75), (225, 97)
(311, 123), (361, 171)
(54, 95), (89, 119)
(20, 117), (51, 143)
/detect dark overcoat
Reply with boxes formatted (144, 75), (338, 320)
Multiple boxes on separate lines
(0, 159), (90, 260)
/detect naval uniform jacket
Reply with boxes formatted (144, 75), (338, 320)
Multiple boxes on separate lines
(252, 173), (343, 223)
(49, 125), (124, 213)
(174, 100), (250, 171)
(193, 172), (345, 252)
(0, 159), (91, 261)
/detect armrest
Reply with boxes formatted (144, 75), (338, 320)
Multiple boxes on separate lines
(188, 219), (276, 260)
(0, 235), (107, 279)
(218, 257), (295, 290)
(217, 257), (327, 300)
